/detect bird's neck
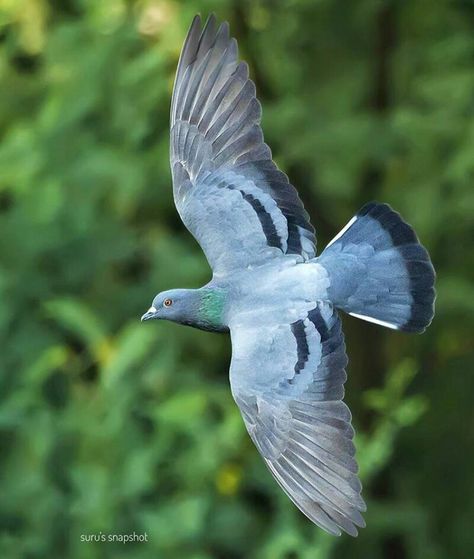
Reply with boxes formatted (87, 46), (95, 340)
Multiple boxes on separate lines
(183, 287), (228, 333)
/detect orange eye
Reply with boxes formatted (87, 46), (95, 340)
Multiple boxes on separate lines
(163, 298), (173, 307)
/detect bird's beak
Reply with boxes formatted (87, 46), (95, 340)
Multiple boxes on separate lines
(141, 306), (158, 322)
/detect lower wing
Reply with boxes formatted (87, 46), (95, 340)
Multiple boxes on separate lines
(229, 302), (365, 536)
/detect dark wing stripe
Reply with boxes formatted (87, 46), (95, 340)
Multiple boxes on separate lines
(234, 160), (315, 257)
(307, 306), (330, 341)
(225, 185), (284, 250)
(284, 306), (346, 395)
(308, 306), (344, 357)
(290, 319), (310, 375)
(240, 191), (283, 249)
(287, 223), (303, 254)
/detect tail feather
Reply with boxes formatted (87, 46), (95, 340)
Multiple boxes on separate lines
(319, 202), (435, 333)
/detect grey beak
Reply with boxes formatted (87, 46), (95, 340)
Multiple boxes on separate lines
(141, 306), (158, 322)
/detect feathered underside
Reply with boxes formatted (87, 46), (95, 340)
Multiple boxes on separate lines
(230, 302), (366, 536)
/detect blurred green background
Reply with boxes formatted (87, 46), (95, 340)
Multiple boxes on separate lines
(0, 0), (473, 558)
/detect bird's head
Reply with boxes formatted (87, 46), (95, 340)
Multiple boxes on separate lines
(141, 289), (192, 323)
(141, 287), (227, 332)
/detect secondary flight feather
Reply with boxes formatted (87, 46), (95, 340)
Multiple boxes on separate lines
(141, 14), (436, 536)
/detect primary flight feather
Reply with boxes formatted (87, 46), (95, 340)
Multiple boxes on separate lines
(141, 14), (436, 536)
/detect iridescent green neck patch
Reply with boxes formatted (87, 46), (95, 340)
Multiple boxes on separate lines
(198, 288), (226, 331)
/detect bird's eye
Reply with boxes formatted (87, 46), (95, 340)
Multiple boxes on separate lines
(163, 298), (173, 307)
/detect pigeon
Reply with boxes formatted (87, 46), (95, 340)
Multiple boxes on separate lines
(141, 14), (435, 536)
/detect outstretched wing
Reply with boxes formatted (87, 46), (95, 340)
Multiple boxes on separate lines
(170, 15), (316, 276)
(229, 302), (365, 536)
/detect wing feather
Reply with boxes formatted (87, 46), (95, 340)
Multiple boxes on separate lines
(170, 15), (316, 274)
(229, 302), (365, 536)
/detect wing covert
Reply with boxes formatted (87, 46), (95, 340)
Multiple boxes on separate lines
(170, 15), (316, 275)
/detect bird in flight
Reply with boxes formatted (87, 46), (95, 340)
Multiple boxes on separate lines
(141, 14), (435, 536)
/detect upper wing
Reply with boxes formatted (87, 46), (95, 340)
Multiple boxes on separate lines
(170, 15), (316, 276)
(229, 302), (366, 536)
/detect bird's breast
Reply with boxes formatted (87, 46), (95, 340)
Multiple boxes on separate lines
(223, 259), (331, 327)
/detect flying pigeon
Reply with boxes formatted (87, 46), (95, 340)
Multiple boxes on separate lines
(141, 15), (435, 536)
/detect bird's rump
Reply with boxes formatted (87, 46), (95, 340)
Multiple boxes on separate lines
(170, 15), (316, 275)
(229, 302), (366, 536)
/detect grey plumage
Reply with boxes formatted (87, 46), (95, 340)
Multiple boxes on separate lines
(170, 15), (316, 275)
(142, 14), (436, 536)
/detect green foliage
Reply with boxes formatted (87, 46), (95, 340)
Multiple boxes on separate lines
(0, 1), (473, 558)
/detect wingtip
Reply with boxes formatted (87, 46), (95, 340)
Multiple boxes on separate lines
(187, 14), (202, 37)
(192, 14), (231, 53)
(200, 13), (216, 37)
(217, 19), (230, 41)
(205, 12), (217, 26)
(182, 14), (204, 54)
(190, 13), (224, 36)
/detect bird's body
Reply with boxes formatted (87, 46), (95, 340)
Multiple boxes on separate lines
(214, 256), (329, 327)
(141, 15), (436, 536)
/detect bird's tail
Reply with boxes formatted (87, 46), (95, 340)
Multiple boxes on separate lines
(318, 202), (435, 333)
